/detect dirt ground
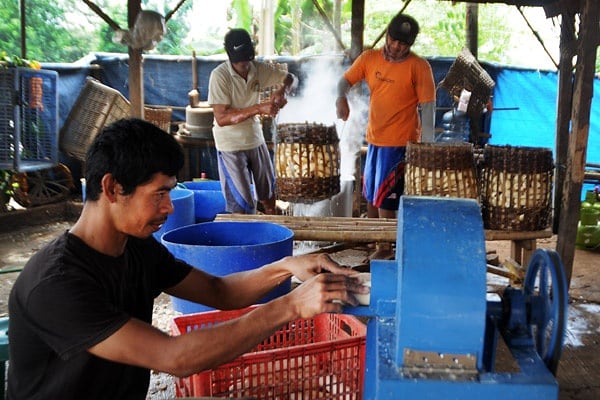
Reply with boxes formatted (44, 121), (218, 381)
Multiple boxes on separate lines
(0, 201), (599, 399)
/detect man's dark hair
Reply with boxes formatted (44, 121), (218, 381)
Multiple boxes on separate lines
(84, 118), (184, 201)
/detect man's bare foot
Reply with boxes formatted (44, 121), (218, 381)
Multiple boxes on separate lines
(366, 242), (394, 261)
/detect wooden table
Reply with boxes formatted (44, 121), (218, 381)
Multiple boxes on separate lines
(214, 214), (552, 267)
(173, 134), (215, 182)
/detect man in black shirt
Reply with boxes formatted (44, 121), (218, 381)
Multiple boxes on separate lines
(7, 118), (365, 399)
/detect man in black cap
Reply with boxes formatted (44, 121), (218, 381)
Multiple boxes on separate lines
(208, 28), (298, 215)
(335, 14), (436, 260)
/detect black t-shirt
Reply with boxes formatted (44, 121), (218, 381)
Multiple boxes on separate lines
(7, 231), (192, 399)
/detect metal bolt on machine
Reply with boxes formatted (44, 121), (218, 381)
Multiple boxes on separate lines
(344, 196), (568, 399)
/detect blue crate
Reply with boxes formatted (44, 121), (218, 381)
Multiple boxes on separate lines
(0, 67), (59, 172)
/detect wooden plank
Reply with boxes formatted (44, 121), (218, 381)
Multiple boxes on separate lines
(557, 0), (599, 286)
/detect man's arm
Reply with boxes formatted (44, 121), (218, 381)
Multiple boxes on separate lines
(420, 101), (436, 142)
(87, 253), (366, 377)
(335, 77), (352, 121)
(270, 72), (298, 109)
(212, 72), (297, 127)
(212, 102), (277, 126)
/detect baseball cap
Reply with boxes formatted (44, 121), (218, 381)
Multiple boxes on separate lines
(387, 14), (419, 45)
(224, 29), (255, 63)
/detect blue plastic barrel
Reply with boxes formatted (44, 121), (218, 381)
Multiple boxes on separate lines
(182, 181), (227, 222)
(152, 188), (195, 241)
(162, 221), (294, 314)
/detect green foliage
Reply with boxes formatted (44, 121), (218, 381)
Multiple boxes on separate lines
(0, 0), (96, 62)
(0, 0), (592, 72)
(229, 0), (253, 33)
(0, 170), (18, 210)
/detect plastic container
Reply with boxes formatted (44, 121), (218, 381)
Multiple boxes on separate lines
(161, 222), (294, 314)
(182, 180), (226, 222)
(152, 188), (195, 242)
(170, 306), (366, 399)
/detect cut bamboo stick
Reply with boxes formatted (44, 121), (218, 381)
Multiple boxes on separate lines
(214, 214), (552, 244)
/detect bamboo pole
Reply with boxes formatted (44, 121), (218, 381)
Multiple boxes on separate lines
(215, 214), (553, 243)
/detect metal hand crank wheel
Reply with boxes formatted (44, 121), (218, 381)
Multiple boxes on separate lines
(523, 248), (569, 375)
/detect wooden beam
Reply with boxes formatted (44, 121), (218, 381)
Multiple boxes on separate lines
(437, 0), (562, 6)
(552, 9), (576, 233)
(82, 0), (122, 31)
(369, 0), (412, 50)
(310, 0), (346, 51)
(465, 3), (479, 59)
(349, 0), (364, 60)
(128, 0), (143, 118)
(516, 5), (558, 69)
(556, 0), (599, 287)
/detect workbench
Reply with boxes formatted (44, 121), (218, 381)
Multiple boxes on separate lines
(214, 214), (553, 267)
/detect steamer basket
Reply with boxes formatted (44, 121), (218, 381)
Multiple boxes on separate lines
(439, 48), (495, 119)
(144, 106), (172, 133)
(60, 78), (130, 162)
(405, 142), (479, 200)
(480, 145), (553, 231)
(275, 122), (340, 203)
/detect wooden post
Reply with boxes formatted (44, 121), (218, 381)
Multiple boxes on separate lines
(553, 11), (576, 233)
(556, 0), (599, 287)
(465, 3), (478, 59)
(350, 0), (364, 61)
(128, 0), (144, 119)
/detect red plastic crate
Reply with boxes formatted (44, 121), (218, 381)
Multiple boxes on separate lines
(170, 306), (366, 399)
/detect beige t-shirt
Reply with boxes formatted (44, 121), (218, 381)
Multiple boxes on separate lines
(208, 61), (289, 151)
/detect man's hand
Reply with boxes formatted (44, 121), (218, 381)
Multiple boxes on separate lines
(336, 97), (350, 121)
(285, 272), (364, 317)
(282, 253), (353, 282)
(256, 101), (283, 117)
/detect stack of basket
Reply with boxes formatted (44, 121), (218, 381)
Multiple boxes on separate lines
(275, 122), (340, 203)
(479, 145), (553, 231)
(404, 142), (479, 200)
(404, 142), (554, 232)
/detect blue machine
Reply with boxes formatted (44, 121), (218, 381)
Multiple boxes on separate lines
(344, 196), (568, 400)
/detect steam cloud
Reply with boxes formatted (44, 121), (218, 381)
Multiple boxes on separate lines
(275, 56), (370, 217)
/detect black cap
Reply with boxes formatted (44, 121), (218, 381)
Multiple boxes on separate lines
(224, 29), (255, 63)
(387, 14), (419, 45)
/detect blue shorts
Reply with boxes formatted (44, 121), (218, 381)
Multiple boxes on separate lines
(217, 144), (276, 214)
(362, 145), (406, 211)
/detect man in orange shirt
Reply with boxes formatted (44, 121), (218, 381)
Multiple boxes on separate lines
(336, 13), (436, 259)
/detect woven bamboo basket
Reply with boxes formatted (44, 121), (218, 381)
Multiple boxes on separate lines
(59, 78), (130, 162)
(439, 48), (495, 119)
(405, 142), (479, 200)
(275, 122), (340, 203)
(144, 106), (172, 133)
(479, 145), (553, 231)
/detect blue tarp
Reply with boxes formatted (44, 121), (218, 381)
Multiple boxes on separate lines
(41, 53), (598, 195)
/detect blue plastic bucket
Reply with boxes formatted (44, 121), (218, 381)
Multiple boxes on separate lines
(183, 180), (222, 191)
(162, 221), (294, 314)
(182, 181), (227, 222)
(152, 188), (195, 241)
